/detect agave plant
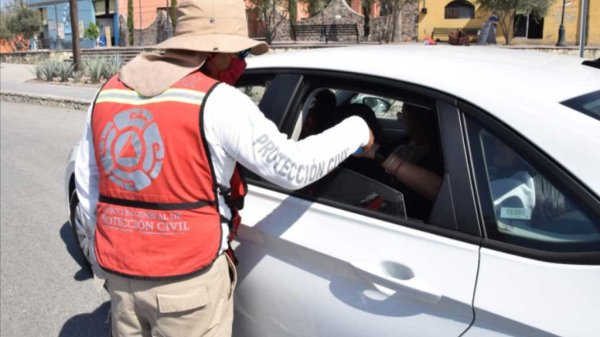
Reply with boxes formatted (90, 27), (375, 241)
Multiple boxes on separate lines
(57, 61), (74, 82)
(101, 54), (123, 80)
(72, 70), (83, 83)
(84, 57), (106, 83)
(37, 58), (60, 81)
(30, 64), (44, 80)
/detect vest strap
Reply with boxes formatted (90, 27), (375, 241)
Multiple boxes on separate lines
(99, 195), (215, 211)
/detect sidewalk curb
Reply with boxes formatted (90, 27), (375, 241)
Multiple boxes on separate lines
(1, 91), (91, 111)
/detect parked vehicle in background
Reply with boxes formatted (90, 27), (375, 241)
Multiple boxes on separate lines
(65, 45), (600, 337)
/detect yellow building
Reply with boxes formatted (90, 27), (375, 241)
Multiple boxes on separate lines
(417, 0), (599, 45)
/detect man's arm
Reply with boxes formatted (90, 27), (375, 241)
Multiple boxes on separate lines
(206, 84), (372, 190)
(74, 104), (99, 232)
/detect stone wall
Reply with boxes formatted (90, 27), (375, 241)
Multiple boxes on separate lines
(0, 91), (90, 111)
(368, 2), (418, 43)
(278, 0), (419, 44)
(119, 15), (127, 47)
(155, 10), (174, 44)
(272, 10), (293, 42)
(290, 0), (364, 43)
(133, 18), (159, 46)
(0, 50), (72, 64)
(119, 12), (172, 47)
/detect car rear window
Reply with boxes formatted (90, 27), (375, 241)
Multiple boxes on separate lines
(561, 90), (600, 121)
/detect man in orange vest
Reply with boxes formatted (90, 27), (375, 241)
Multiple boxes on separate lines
(74, 0), (373, 335)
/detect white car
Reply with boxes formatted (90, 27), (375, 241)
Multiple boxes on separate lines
(65, 45), (600, 337)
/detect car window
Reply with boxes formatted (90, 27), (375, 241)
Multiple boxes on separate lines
(238, 82), (269, 105)
(236, 72), (275, 106)
(349, 93), (403, 119)
(295, 87), (445, 223)
(561, 90), (600, 122)
(467, 120), (600, 251)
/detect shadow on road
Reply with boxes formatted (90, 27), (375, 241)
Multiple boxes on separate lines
(59, 301), (110, 337)
(59, 221), (93, 281)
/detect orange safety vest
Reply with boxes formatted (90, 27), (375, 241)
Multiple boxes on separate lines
(91, 71), (245, 279)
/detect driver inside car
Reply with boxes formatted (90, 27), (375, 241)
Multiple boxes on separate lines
(363, 103), (444, 220)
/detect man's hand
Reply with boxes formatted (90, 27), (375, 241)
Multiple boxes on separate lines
(354, 128), (375, 158)
(364, 128), (375, 152)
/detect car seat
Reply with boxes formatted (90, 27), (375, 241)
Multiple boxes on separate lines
(299, 90), (338, 139)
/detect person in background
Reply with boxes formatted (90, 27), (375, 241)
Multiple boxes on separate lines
(74, 1), (374, 336)
(487, 12), (499, 44)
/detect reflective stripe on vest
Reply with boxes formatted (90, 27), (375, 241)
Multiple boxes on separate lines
(91, 72), (222, 279)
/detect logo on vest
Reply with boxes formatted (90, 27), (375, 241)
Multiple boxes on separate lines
(99, 108), (164, 191)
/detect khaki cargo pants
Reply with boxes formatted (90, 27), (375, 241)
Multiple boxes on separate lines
(105, 254), (236, 337)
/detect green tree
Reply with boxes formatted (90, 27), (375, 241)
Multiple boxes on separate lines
(361, 0), (414, 42)
(84, 22), (100, 42)
(362, 0), (374, 38)
(381, 0), (416, 42)
(306, 0), (329, 17)
(4, 0), (27, 11)
(288, 0), (297, 23)
(169, 0), (178, 30)
(288, 0), (297, 39)
(6, 6), (42, 39)
(127, 0), (134, 45)
(249, 0), (290, 43)
(0, 11), (15, 40)
(476, 0), (552, 45)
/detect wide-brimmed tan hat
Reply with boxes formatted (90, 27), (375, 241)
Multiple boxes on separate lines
(120, 0), (268, 97)
(156, 0), (268, 55)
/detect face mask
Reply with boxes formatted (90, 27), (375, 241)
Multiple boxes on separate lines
(216, 57), (247, 85)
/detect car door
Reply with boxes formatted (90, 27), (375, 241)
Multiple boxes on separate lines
(232, 71), (482, 337)
(461, 103), (600, 337)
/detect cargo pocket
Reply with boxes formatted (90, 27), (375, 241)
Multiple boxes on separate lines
(225, 253), (238, 301)
(205, 255), (237, 331)
(156, 284), (209, 314)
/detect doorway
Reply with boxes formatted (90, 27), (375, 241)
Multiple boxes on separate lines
(514, 13), (544, 39)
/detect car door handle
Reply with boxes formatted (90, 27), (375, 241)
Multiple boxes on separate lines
(352, 260), (442, 304)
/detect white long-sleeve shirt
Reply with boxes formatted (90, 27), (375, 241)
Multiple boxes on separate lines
(74, 82), (370, 260)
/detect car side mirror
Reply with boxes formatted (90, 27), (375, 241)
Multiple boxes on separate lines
(363, 97), (391, 114)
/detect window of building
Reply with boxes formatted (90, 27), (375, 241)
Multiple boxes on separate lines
(94, 0), (116, 15)
(444, 0), (475, 19)
(94, 0), (106, 15)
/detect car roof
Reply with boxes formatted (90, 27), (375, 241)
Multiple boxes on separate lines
(247, 45), (600, 196)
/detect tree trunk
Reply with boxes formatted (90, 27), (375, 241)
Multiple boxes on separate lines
(499, 12), (512, 45)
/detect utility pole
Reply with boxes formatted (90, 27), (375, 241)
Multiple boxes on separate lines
(69, 0), (81, 71)
(556, 0), (566, 46)
(166, 0), (170, 39)
(320, 0), (325, 41)
(579, 0), (589, 58)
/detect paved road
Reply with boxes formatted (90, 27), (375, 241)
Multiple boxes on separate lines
(1, 102), (109, 337)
